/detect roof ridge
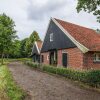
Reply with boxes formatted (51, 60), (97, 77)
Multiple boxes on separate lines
(55, 18), (92, 46)
(54, 18), (95, 31)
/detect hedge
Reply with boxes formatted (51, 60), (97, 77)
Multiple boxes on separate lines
(25, 61), (100, 87)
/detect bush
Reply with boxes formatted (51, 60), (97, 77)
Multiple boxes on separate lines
(25, 61), (100, 87)
(25, 61), (39, 69)
(43, 65), (57, 74)
(85, 70), (100, 87)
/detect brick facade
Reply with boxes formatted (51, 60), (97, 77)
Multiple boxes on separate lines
(83, 52), (100, 70)
(41, 47), (100, 70)
(57, 48), (83, 69)
(41, 47), (84, 69)
(41, 52), (49, 65)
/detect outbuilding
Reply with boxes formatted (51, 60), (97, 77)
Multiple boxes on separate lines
(32, 40), (42, 63)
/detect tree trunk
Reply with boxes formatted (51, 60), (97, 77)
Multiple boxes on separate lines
(1, 53), (4, 65)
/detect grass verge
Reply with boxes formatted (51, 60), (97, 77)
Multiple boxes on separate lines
(0, 65), (25, 100)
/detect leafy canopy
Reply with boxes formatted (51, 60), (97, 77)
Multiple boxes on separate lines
(76, 0), (100, 22)
(0, 13), (17, 64)
(25, 31), (41, 56)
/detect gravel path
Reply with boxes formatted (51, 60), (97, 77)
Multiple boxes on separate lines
(8, 62), (100, 100)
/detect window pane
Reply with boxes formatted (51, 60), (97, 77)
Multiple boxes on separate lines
(50, 33), (53, 42)
(94, 53), (100, 61)
(93, 54), (96, 61)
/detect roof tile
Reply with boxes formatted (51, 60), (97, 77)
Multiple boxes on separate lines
(55, 18), (100, 51)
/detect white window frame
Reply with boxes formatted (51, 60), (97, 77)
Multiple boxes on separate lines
(94, 53), (100, 62)
(47, 55), (49, 61)
(50, 33), (53, 42)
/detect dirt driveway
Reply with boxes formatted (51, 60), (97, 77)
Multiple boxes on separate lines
(8, 62), (100, 100)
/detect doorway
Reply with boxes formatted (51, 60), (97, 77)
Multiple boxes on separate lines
(49, 50), (57, 66)
(62, 53), (68, 67)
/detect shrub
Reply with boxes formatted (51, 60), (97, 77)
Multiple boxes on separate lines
(85, 70), (100, 87)
(25, 61), (100, 87)
(25, 61), (39, 69)
(42, 65), (57, 74)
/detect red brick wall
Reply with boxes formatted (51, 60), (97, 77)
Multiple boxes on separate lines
(57, 48), (83, 69)
(41, 48), (100, 70)
(41, 52), (49, 65)
(83, 52), (100, 69)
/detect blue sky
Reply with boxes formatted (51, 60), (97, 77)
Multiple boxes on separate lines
(0, 0), (100, 40)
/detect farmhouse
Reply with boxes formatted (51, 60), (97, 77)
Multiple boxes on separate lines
(40, 18), (100, 70)
(32, 40), (42, 63)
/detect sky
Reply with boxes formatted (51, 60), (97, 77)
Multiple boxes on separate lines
(0, 0), (100, 40)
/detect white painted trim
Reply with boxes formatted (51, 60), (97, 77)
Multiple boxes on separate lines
(47, 55), (49, 61)
(41, 18), (52, 52)
(52, 18), (89, 53)
(35, 41), (40, 54)
(50, 33), (53, 42)
(93, 53), (100, 62)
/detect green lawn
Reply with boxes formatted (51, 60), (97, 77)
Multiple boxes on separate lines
(0, 65), (25, 100)
(0, 58), (32, 65)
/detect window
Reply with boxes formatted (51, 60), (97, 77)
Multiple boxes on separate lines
(50, 33), (53, 42)
(94, 53), (100, 62)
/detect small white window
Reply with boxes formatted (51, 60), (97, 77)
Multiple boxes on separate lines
(50, 33), (53, 42)
(47, 55), (49, 61)
(94, 53), (100, 62)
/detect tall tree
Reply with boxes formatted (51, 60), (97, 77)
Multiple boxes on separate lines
(20, 38), (28, 57)
(9, 40), (21, 58)
(0, 13), (17, 64)
(25, 31), (40, 56)
(76, 0), (100, 22)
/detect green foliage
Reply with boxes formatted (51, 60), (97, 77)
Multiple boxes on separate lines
(85, 70), (100, 87)
(43, 65), (57, 74)
(0, 65), (25, 100)
(25, 61), (39, 69)
(76, 0), (100, 22)
(25, 61), (100, 87)
(20, 38), (29, 57)
(0, 15), (41, 59)
(9, 40), (21, 58)
(0, 13), (17, 64)
(8, 38), (29, 58)
(25, 31), (41, 56)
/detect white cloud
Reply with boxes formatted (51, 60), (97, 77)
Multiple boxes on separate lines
(0, 0), (99, 40)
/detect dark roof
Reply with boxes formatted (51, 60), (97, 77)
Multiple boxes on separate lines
(55, 18), (100, 51)
(41, 19), (76, 52)
(32, 40), (42, 55)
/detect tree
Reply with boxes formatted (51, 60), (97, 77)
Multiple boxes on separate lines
(96, 29), (100, 33)
(0, 13), (17, 64)
(76, 0), (100, 22)
(20, 38), (28, 57)
(25, 31), (41, 56)
(9, 40), (21, 58)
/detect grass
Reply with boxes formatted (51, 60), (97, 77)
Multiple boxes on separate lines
(0, 65), (25, 100)
(0, 58), (32, 65)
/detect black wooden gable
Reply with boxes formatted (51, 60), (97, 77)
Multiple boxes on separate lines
(32, 44), (39, 55)
(41, 20), (76, 52)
